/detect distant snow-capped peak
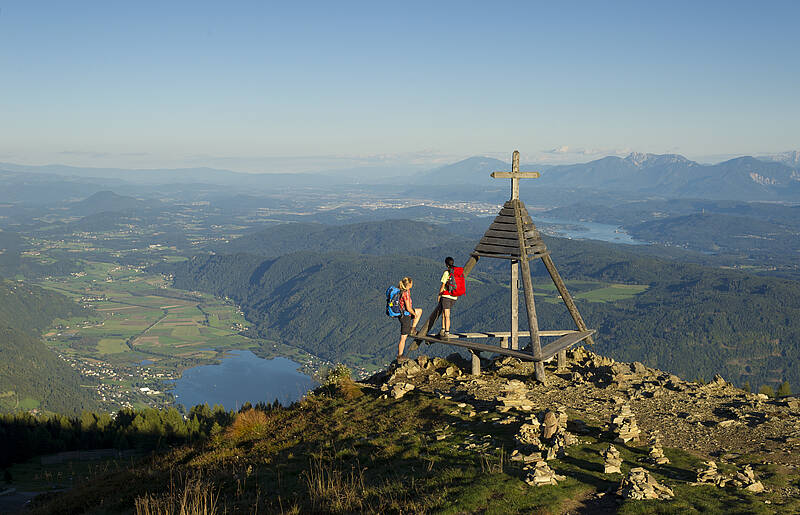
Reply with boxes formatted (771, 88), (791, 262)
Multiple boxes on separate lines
(624, 152), (692, 168)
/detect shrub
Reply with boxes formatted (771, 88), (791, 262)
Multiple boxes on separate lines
(225, 409), (269, 441)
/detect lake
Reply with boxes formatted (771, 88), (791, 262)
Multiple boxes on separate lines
(170, 350), (318, 410)
(535, 218), (646, 245)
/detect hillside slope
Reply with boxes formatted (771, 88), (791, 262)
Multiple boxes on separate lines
(0, 279), (99, 413)
(171, 238), (800, 391)
(24, 348), (800, 514)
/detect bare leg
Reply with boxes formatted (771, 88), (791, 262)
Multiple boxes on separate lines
(442, 308), (451, 332)
(398, 335), (408, 357)
(411, 308), (422, 331)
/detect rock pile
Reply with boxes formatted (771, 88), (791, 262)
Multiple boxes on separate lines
(618, 467), (674, 500)
(612, 404), (641, 443)
(389, 382), (415, 399)
(647, 432), (670, 465)
(524, 460), (566, 486)
(601, 445), (623, 474)
(733, 465), (765, 493)
(694, 461), (765, 492)
(498, 379), (533, 411)
(695, 461), (725, 486)
(513, 407), (577, 460)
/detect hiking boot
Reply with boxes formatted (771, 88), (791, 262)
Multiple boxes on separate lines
(409, 328), (418, 337)
(441, 331), (451, 341)
(396, 355), (409, 363)
(438, 329), (446, 338)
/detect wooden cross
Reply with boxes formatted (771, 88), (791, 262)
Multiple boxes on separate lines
(490, 150), (540, 200)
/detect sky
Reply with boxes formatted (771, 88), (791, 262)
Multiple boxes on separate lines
(1, 1), (798, 173)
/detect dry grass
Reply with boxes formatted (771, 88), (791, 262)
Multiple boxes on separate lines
(303, 454), (368, 513)
(225, 408), (269, 441)
(134, 473), (218, 515)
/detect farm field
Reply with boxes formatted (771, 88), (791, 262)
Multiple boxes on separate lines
(39, 261), (254, 367)
(34, 260), (262, 408)
(531, 279), (649, 304)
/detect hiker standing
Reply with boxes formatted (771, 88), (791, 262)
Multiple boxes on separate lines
(438, 256), (460, 339)
(397, 277), (422, 362)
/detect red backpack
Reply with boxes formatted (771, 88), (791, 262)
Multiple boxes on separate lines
(444, 266), (466, 297)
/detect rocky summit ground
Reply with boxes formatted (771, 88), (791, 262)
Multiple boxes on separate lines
(24, 347), (800, 514)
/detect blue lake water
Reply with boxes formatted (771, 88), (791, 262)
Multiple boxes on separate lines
(535, 218), (646, 245)
(170, 350), (318, 410)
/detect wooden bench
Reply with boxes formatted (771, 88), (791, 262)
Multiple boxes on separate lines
(413, 329), (595, 375)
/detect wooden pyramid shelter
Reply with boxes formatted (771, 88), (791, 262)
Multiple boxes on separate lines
(412, 150), (594, 384)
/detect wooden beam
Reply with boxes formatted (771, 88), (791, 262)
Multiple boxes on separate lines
(471, 250), (550, 261)
(470, 350), (481, 375)
(511, 259), (519, 350)
(539, 330), (594, 360)
(514, 200), (546, 383)
(410, 331), (592, 362)
(491, 171), (540, 179)
(540, 254), (596, 347)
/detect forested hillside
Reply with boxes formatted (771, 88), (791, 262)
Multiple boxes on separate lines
(0, 278), (99, 414)
(216, 220), (467, 257)
(171, 238), (800, 392)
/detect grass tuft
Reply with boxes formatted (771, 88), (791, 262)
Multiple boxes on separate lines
(225, 408), (269, 441)
(134, 472), (218, 515)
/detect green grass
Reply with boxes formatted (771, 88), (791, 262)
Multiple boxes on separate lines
(17, 397), (41, 410)
(26, 385), (800, 514)
(575, 283), (649, 303)
(97, 338), (129, 354)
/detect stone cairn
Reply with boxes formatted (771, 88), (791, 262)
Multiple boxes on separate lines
(601, 445), (623, 474)
(525, 460), (566, 487)
(513, 407), (577, 462)
(618, 467), (674, 500)
(695, 461), (725, 486)
(733, 465), (765, 493)
(694, 461), (764, 492)
(612, 404), (641, 444)
(647, 432), (670, 465)
(498, 379), (533, 412)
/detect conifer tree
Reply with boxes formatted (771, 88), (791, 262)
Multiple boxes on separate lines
(759, 385), (775, 397)
(777, 381), (792, 397)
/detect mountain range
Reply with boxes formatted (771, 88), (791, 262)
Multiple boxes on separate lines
(418, 153), (800, 200)
(4, 150), (800, 203)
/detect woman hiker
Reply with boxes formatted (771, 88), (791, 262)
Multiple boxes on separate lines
(396, 276), (422, 362)
(437, 256), (458, 339)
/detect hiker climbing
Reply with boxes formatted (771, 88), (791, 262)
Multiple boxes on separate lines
(438, 256), (465, 339)
(392, 276), (422, 362)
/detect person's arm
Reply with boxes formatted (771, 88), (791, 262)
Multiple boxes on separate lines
(403, 290), (414, 316)
(439, 271), (448, 297)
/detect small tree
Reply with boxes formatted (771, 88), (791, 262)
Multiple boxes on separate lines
(742, 381), (751, 393)
(759, 385), (775, 398)
(777, 381), (792, 397)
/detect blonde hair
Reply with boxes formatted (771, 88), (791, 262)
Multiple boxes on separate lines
(398, 277), (413, 290)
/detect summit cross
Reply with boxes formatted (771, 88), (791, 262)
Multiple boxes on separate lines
(490, 150), (540, 200)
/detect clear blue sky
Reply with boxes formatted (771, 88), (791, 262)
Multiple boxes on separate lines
(1, 1), (798, 172)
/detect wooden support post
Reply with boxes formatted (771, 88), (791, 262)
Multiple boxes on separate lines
(510, 259), (519, 350)
(540, 254), (595, 348)
(514, 200), (546, 384)
(470, 350), (481, 376)
(500, 336), (509, 349)
(409, 255), (479, 351)
(557, 349), (567, 370)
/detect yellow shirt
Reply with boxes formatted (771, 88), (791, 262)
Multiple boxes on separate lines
(440, 271), (457, 300)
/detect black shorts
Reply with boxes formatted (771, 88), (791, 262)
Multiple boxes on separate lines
(440, 297), (456, 310)
(398, 314), (414, 335)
